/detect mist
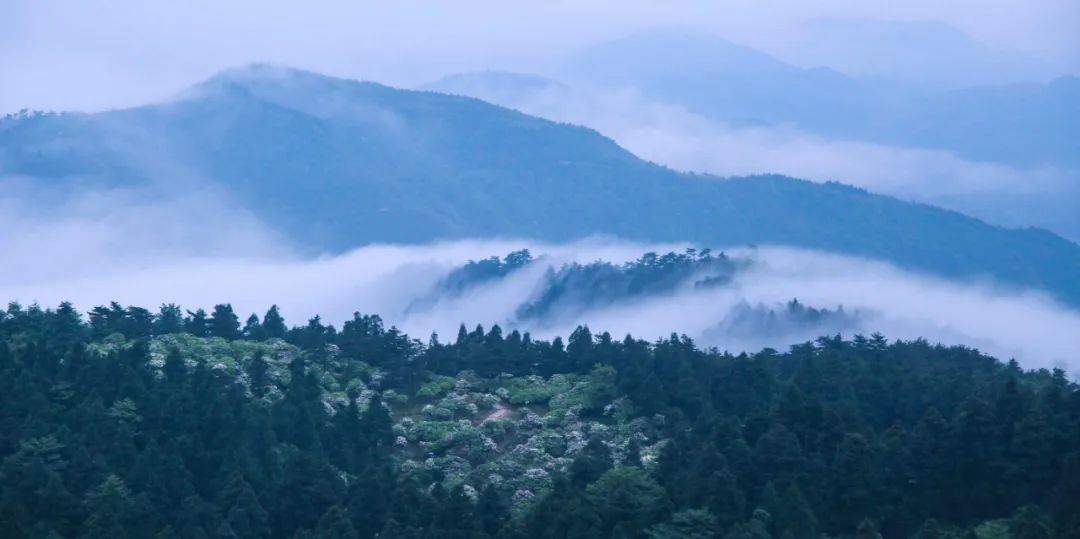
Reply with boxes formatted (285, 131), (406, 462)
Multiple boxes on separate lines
(2, 2), (1077, 367)
(3, 199), (1077, 374)
(4, 3), (1079, 534)
(7, 1), (1077, 239)
(422, 81), (1080, 240)
(398, 245), (1080, 372)
(0, 183), (290, 285)
(4, 0), (1077, 114)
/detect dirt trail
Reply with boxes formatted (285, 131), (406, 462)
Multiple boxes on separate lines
(484, 402), (511, 422)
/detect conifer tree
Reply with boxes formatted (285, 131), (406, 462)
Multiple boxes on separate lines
(210, 304), (241, 340)
(261, 305), (287, 339)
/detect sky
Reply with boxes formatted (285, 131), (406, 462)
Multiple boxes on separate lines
(3, 0), (1078, 114)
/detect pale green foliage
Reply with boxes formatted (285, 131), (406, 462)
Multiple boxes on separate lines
(416, 375), (457, 399)
(500, 374), (576, 405)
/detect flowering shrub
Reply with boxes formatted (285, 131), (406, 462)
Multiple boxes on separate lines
(501, 374), (575, 405)
(512, 489), (535, 507)
(474, 392), (500, 410)
(524, 468), (549, 480)
(480, 418), (514, 438)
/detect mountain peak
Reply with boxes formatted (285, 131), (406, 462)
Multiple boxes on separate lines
(205, 63), (323, 86)
(183, 64), (383, 105)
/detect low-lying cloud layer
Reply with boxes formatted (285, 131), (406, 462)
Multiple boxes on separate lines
(0, 183), (289, 285)
(3, 210), (1077, 374)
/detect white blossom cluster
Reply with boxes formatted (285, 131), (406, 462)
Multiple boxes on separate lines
(386, 370), (665, 513)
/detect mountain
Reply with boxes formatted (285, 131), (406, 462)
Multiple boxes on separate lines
(560, 29), (1080, 170)
(783, 18), (1058, 90)
(895, 75), (1080, 168)
(2, 64), (1079, 305)
(560, 28), (884, 133)
(423, 68), (1080, 241)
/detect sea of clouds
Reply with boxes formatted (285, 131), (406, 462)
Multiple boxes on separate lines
(2, 197), (1076, 374)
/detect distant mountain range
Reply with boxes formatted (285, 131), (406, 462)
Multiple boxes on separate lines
(780, 18), (1060, 90)
(3, 65), (1078, 305)
(425, 31), (1080, 241)
(557, 29), (1080, 170)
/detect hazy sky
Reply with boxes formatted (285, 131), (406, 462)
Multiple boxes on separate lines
(3, 0), (1078, 113)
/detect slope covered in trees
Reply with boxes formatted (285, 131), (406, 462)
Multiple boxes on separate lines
(413, 249), (747, 324)
(2, 65), (1078, 306)
(2, 301), (1078, 537)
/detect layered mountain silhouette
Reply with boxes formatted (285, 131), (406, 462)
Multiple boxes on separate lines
(3, 64), (1078, 304)
(559, 29), (1080, 169)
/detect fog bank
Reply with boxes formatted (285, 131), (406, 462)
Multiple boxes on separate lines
(3, 232), (1076, 373)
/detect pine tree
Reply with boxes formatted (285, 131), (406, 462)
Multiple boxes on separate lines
(82, 475), (132, 539)
(476, 484), (508, 536)
(855, 518), (883, 539)
(163, 347), (187, 387)
(242, 314), (265, 341)
(646, 509), (719, 539)
(316, 505), (359, 539)
(246, 350), (270, 399)
(623, 437), (643, 467)
(432, 484), (477, 538)
(585, 467), (668, 537)
(261, 305), (287, 340)
(155, 304), (185, 334)
(210, 304), (241, 340)
(124, 306), (155, 339)
(219, 473), (270, 538)
(570, 436), (613, 486)
(185, 309), (210, 337)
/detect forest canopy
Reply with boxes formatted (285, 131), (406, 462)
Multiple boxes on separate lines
(1, 300), (1077, 538)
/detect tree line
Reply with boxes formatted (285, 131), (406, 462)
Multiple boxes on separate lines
(1, 300), (1077, 538)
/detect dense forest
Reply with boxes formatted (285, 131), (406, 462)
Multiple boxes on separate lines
(703, 300), (862, 350)
(1, 301), (1078, 538)
(409, 249), (859, 350)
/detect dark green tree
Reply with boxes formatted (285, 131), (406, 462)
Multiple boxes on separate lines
(210, 304), (241, 340)
(185, 309), (210, 337)
(262, 305), (287, 340)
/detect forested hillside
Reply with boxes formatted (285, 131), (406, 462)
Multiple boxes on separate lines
(2, 301), (1078, 538)
(3, 65), (1078, 306)
(411, 249), (747, 323)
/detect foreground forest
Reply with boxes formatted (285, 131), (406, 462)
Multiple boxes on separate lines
(1, 302), (1078, 538)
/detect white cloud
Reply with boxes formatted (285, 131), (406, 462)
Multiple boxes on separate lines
(2, 205), (1077, 373)
(439, 82), (1079, 239)
(0, 184), (290, 285)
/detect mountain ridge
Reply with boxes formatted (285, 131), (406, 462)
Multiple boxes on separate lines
(2, 65), (1078, 306)
(559, 30), (1080, 169)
